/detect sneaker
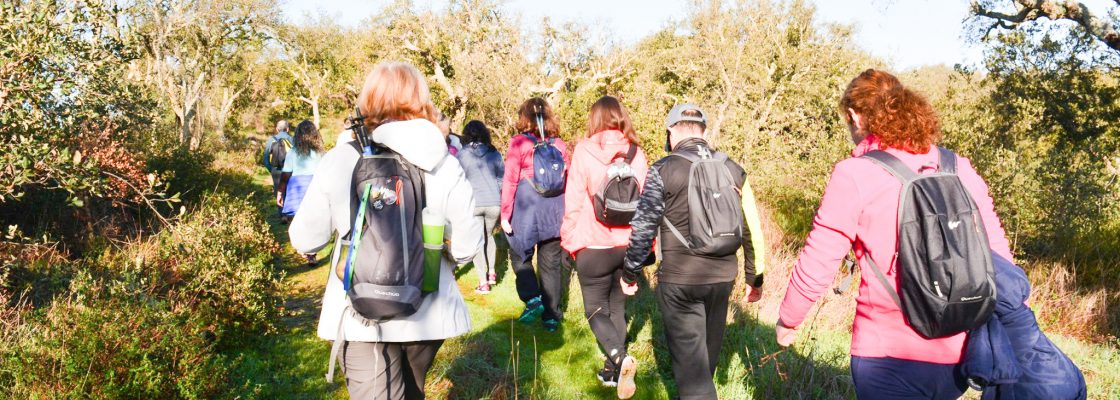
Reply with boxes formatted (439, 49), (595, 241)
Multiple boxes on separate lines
(617, 355), (637, 399)
(542, 318), (559, 332)
(475, 283), (491, 294)
(305, 254), (317, 267)
(596, 367), (618, 388)
(487, 273), (497, 285)
(518, 297), (544, 323)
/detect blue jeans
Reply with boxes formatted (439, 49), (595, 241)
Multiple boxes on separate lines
(851, 356), (967, 400)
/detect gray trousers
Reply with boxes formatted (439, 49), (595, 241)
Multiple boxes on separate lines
(472, 206), (501, 283)
(341, 340), (444, 400)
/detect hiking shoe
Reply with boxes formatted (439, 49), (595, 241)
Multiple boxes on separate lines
(542, 318), (559, 332)
(487, 273), (497, 285)
(475, 283), (491, 294)
(518, 297), (544, 323)
(305, 254), (317, 267)
(617, 355), (637, 399)
(597, 367), (618, 388)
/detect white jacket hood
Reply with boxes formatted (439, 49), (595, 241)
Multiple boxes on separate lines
(370, 119), (448, 171)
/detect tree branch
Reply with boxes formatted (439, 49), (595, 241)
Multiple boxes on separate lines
(972, 0), (1120, 51)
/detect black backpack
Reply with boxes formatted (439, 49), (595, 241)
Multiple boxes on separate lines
(592, 143), (641, 226)
(861, 147), (996, 339)
(665, 144), (744, 257)
(340, 140), (427, 322)
(268, 136), (291, 170)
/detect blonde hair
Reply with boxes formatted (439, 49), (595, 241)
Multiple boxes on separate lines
(357, 62), (438, 130)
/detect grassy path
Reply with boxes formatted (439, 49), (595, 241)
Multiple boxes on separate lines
(225, 156), (1119, 399)
(223, 162), (862, 399)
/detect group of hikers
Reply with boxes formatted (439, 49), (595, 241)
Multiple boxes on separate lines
(262, 62), (1087, 400)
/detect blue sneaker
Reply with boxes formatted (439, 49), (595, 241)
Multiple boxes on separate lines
(518, 297), (544, 323)
(542, 318), (559, 332)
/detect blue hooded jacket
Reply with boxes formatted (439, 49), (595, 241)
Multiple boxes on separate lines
(456, 142), (504, 208)
(962, 253), (1086, 400)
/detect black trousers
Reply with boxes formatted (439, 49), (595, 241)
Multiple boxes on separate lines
(341, 340), (444, 400)
(511, 238), (564, 321)
(656, 281), (734, 400)
(575, 247), (628, 366)
(270, 170), (283, 213)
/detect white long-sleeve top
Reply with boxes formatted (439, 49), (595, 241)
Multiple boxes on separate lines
(289, 119), (483, 342)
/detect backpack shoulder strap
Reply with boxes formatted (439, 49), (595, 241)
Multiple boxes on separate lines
(623, 143), (638, 163)
(348, 140), (362, 154)
(862, 150), (917, 182)
(938, 146), (958, 174)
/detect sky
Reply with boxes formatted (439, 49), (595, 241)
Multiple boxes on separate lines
(282, 0), (1117, 70)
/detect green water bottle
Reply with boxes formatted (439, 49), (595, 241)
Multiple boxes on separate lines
(421, 208), (444, 293)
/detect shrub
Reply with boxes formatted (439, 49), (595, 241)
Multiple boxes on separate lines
(151, 192), (283, 349)
(1, 279), (227, 399)
(0, 191), (283, 397)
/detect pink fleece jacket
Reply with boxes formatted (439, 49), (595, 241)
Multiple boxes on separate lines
(500, 133), (569, 222)
(778, 136), (1013, 364)
(560, 130), (649, 255)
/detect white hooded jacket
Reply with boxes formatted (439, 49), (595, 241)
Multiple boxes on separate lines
(289, 119), (482, 342)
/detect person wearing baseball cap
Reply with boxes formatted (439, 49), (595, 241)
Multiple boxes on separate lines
(619, 104), (767, 400)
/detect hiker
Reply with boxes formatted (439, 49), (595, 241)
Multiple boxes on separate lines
(277, 119), (324, 262)
(501, 97), (569, 332)
(289, 61), (483, 399)
(456, 120), (504, 294)
(774, 69), (1014, 400)
(263, 120), (293, 214)
(559, 96), (649, 397)
(621, 104), (766, 400)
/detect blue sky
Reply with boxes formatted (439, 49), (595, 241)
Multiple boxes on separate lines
(281, 0), (1117, 70)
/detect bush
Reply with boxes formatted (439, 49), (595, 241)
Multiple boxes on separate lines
(1, 280), (227, 399)
(152, 192), (283, 349)
(0, 191), (283, 397)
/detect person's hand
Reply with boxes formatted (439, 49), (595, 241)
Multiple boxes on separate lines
(620, 278), (638, 296)
(743, 285), (763, 304)
(501, 219), (513, 235)
(775, 318), (798, 347)
(276, 192), (284, 207)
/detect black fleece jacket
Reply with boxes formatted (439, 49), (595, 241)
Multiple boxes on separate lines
(622, 138), (763, 287)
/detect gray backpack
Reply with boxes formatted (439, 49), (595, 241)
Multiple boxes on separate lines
(665, 144), (743, 257)
(861, 147), (996, 339)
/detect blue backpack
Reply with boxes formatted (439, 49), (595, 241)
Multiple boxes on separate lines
(523, 132), (566, 197)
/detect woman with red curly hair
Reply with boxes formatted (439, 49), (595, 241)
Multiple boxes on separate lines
(775, 69), (1014, 399)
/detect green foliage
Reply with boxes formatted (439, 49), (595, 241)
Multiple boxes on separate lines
(157, 192), (283, 349)
(0, 192), (282, 398)
(942, 27), (1120, 262)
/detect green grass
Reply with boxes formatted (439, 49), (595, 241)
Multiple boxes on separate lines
(226, 151), (1120, 399)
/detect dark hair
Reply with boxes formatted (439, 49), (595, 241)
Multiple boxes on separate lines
(294, 120), (323, 157)
(587, 96), (639, 144)
(840, 69), (941, 153)
(673, 109), (706, 133)
(462, 120), (493, 149)
(515, 97), (560, 138)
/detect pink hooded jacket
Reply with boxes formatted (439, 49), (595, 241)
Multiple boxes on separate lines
(560, 130), (649, 255)
(778, 135), (1013, 364)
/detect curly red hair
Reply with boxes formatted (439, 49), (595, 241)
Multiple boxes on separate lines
(839, 69), (941, 153)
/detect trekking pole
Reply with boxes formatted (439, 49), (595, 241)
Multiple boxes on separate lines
(348, 106), (373, 156)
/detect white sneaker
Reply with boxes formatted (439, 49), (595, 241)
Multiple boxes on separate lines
(617, 355), (637, 399)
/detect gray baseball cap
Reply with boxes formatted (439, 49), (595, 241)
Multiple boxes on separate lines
(665, 103), (707, 129)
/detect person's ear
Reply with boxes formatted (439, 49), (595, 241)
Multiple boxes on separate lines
(847, 108), (863, 131)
